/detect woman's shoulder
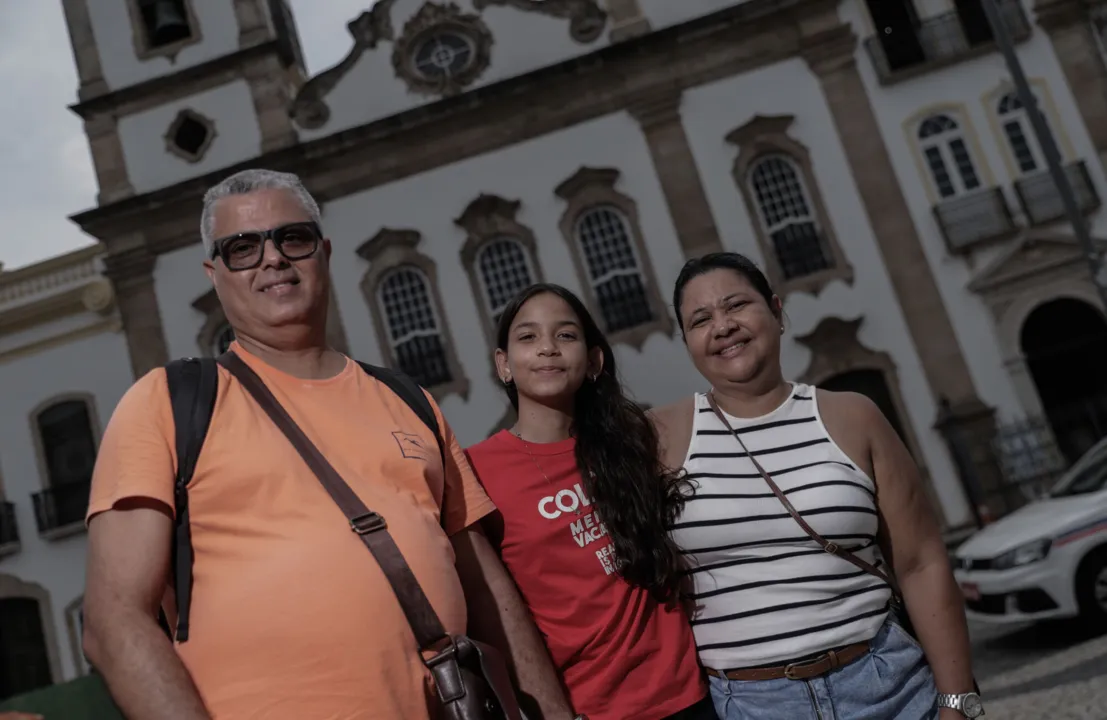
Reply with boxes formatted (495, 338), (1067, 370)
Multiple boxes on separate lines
(814, 387), (883, 426)
(647, 395), (698, 469)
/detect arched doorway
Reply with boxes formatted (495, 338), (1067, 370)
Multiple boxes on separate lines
(0, 596), (53, 700)
(819, 369), (911, 451)
(1020, 298), (1107, 463)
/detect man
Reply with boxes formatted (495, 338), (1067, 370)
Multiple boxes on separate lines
(82, 169), (575, 720)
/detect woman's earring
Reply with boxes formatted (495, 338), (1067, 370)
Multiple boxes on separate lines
(502, 375), (512, 386)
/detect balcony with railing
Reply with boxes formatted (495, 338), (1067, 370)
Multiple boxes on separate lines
(32, 479), (91, 538)
(933, 187), (1017, 252)
(1014, 160), (1101, 226)
(0, 501), (20, 557)
(864, 0), (1031, 85)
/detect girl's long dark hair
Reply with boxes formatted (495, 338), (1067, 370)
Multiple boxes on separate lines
(496, 283), (693, 603)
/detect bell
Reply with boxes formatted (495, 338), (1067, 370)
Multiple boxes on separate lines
(147, 0), (191, 47)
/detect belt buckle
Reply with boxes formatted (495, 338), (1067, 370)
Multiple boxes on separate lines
(783, 656), (823, 680)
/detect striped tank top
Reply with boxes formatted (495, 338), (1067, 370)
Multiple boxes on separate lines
(670, 384), (891, 670)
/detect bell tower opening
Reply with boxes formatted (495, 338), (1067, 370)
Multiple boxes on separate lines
(136, 0), (195, 50)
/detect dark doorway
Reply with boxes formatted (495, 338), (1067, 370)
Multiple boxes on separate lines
(865, 0), (925, 71)
(953, 0), (993, 46)
(819, 369), (911, 453)
(0, 597), (53, 700)
(1021, 298), (1107, 463)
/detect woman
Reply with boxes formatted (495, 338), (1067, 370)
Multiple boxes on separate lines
(651, 253), (979, 720)
(466, 283), (715, 720)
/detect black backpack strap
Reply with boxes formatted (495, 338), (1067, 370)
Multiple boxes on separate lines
(164, 356), (219, 643)
(357, 362), (445, 470)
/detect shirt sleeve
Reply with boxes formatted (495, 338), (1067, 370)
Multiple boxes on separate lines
(427, 395), (496, 536)
(86, 368), (177, 523)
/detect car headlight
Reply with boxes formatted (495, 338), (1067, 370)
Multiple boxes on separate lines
(991, 538), (1052, 570)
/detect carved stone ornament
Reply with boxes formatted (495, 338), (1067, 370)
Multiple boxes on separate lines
(472, 0), (607, 44)
(391, 3), (494, 97)
(164, 108), (217, 163)
(290, 1), (399, 129)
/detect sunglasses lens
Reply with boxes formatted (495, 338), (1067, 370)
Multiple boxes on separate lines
(222, 235), (264, 270)
(276, 224), (319, 259)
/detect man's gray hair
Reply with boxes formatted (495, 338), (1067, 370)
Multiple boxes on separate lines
(200, 168), (322, 257)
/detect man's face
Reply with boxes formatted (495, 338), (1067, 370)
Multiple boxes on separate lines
(203, 188), (331, 339)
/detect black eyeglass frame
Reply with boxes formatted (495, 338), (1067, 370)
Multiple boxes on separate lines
(210, 221), (323, 271)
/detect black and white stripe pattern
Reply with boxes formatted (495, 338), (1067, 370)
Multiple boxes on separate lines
(671, 384), (890, 670)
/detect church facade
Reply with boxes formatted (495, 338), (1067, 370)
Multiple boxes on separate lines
(1, 0), (1107, 695)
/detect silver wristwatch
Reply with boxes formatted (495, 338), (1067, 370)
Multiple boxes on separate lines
(937, 691), (984, 718)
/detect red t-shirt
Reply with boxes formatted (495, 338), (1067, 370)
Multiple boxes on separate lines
(466, 431), (706, 720)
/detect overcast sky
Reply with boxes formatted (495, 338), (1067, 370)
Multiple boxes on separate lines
(0, 0), (378, 271)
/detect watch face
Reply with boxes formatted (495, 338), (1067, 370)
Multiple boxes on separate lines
(963, 693), (983, 717)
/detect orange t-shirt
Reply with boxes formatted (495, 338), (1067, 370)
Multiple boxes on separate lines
(87, 343), (496, 719)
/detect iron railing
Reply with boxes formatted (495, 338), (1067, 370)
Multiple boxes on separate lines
(31, 479), (91, 534)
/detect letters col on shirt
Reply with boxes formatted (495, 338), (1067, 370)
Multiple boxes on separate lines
(536, 482), (616, 576)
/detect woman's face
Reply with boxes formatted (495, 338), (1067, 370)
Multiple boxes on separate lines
(678, 268), (782, 389)
(495, 292), (602, 406)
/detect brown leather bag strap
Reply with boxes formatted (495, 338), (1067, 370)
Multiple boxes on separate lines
(705, 391), (903, 599)
(219, 352), (450, 650)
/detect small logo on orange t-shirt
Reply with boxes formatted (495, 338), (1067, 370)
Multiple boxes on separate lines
(392, 430), (432, 462)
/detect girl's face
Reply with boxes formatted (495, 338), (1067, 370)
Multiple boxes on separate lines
(678, 268), (783, 389)
(496, 292), (603, 407)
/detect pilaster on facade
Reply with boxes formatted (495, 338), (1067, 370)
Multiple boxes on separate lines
(799, 19), (999, 522)
(1034, 0), (1107, 173)
(628, 90), (723, 261)
(102, 246), (169, 378)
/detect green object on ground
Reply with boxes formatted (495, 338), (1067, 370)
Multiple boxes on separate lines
(0, 673), (123, 719)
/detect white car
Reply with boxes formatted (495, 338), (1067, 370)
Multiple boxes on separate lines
(951, 436), (1107, 625)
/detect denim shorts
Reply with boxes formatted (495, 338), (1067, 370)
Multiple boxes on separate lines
(707, 617), (938, 720)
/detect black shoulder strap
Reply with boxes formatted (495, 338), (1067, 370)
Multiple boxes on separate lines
(356, 362), (445, 470)
(164, 356), (219, 643)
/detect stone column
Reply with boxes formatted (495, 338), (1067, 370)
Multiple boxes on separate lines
(103, 246), (170, 379)
(801, 21), (1003, 527)
(605, 0), (651, 42)
(1035, 0), (1107, 172)
(629, 91), (725, 260)
(59, 0), (108, 100)
(85, 115), (134, 205)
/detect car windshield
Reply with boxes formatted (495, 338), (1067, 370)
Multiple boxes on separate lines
(1050, 438), (1107, 497)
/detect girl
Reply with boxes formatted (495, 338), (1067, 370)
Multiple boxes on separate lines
(466, 283), (715, 720)
(651, 253), (980, 720)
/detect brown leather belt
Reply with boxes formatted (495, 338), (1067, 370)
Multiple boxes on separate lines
(704, 640), (870, 682)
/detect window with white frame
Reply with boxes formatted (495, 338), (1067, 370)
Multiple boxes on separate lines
(917, 114), (982, 199)
(476, 237), (535, 327)
(573, 205), (654, 333)
(377, 267), (452, 388)
(997, 91), (1049, 175)
(748, 155), (832, 280)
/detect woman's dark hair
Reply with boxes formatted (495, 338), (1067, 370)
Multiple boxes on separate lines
(496, 283), (693, 603)
(672, 252), (775, 335)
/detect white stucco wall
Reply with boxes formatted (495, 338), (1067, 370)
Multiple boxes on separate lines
(841, 0), (1107, 425)
(117, 79), (262, 194)
(154, 244), (214, 362)
(681, 56), (973, 526)
(297, 0), (607, 141)
(636, 0), (739, 33)
(0, 328), (134, 681)
(87, 0), (240, 91)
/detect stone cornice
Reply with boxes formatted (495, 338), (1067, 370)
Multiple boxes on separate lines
(68, 40), (281, 120)
(71, 0), (807, 252)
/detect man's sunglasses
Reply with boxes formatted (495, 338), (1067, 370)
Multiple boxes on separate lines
(210, 221), (322, 271)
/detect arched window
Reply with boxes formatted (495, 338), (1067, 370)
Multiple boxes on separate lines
(917, 114), (982, 198)
(35, 400), (97, 489)
(573, 205), (653, 333)
(475, 237), (534, 327)
(748, 155), (832, 280)
(377, 267), (452, 389)
(997, 91), (1048, 175)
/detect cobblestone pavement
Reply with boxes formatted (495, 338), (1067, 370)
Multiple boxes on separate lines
(975, 630), (1107, 719)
